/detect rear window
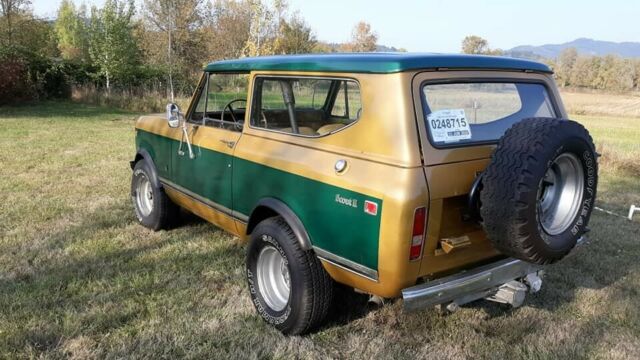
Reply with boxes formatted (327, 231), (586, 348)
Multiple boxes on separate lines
(421, 82), (556, 147)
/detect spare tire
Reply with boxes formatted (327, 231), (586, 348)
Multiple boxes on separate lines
(480, 118), (598, 264)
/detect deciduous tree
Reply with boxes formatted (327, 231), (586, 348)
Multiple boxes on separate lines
(0, 0), (31, 46)
(88, 0), (139, 91)
(348, 21), (377, 52)
(272, 13), (315, 54)
(54, 0), (89, 62)
(207, 0), (251, 60)
(556, 47), (578, 87)
(462, 35), (488, 54)
(242, 0), (276, 57)
(461, 35), (502, 55)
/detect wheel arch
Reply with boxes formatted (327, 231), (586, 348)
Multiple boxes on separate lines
(246, 198), (312, 251)
(130, 148), (162, 189)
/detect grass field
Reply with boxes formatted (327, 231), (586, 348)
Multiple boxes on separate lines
(1, 92), (639, 359)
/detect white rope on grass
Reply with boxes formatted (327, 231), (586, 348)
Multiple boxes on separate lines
(594, 205), (638, 221)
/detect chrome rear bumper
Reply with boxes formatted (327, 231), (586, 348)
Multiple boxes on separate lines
(402, 258), (541, 312)
(402, 236), (585, 311)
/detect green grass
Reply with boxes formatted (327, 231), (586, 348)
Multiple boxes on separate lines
(573, 115), (640, 216)
(1, 101), (639, 359)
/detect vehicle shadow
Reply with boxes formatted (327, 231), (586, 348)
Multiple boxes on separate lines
(320, 284), (374, 329)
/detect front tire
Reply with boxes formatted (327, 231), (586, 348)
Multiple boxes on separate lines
(246, 217), (333, 335)
(131, 159), (178, 230)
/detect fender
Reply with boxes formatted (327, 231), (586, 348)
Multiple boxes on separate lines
(130, 148), (162, 189)
(247, 198), (312, 251)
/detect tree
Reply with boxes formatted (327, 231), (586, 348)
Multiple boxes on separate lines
(242, 0), (276, 57)
(556, 47), (578, 87)
(462, 35), (488, 54)
(143, 0), (208, 100)
(461, 35), (503, 55)
(0, 0), (31, 46)
(272, 13), (316, 54)
(54, 0), (89, 62)
(570, 55), (597, 88)
(207, 0), (251, 60)
(88, 0), (139, 91)
(311, 41), (333, 53)
(348, 21), (376, 52)
(600, 55), (634, 92)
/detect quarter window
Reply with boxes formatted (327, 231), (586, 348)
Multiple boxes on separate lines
(331, 81), (361, 120)
(251, 77), (361, 137)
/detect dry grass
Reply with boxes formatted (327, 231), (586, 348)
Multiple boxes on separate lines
(0, 100), (638, 359)
(561, 90), (640, 118)
(71, 85), (191, 114)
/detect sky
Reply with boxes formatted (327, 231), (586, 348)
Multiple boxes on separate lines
(31, 0), (640, 53)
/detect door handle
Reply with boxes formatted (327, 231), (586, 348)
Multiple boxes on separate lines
(220, 139), (236, 148)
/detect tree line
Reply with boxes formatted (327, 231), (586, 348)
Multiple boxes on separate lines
(461, 35), (640, 93)
(2, 2), (638, 106)
(0, 0), (380, 104)
(553, 47), (640, 92)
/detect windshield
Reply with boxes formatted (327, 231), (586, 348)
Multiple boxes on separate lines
(421, 82), (557, 147)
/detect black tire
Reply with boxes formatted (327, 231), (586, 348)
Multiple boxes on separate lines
(480, 118), (598, 264)
(246, 216), (333, 335)
(130, 159), (179, 230)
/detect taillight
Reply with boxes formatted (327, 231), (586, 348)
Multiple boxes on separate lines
(410, 207), (426, 261)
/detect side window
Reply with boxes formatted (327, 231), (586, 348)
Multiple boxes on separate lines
(331, 81), (361, 120)
(189, 72), (249, 131)
(251, 77), (361, 137)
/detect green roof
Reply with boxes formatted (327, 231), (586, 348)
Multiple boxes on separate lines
(204, 53), (552, 74)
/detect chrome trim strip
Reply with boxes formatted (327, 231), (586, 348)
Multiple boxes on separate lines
(159, 177), (249, 223)
(313, 246), (378, 282)
(232, 211), (249, 223)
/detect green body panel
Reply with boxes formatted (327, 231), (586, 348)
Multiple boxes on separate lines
(204, 53), (552, 74)
(136, 129), (172, 179)
(135, 129), (381, 270)
(232, 157), (381, 270)
(171, 140), (234, 211)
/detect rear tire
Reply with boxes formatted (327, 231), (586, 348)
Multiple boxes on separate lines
(480, 118), (598, 264)
(131, 159), (179, 230)
(246, 216), (333, 335)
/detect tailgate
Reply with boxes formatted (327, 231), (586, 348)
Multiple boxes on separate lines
(410, 70), (564, 278)
(418, 158), (501, 278)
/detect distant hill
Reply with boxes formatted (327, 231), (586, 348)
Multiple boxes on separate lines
(508, 38), (640, 59)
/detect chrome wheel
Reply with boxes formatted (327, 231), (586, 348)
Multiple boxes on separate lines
(256, 245), (290, 311)
(538, 153), (585, 235)
(136, 174), (154, 217)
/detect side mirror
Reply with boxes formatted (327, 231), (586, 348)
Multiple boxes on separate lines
(166, 103), (181, 128)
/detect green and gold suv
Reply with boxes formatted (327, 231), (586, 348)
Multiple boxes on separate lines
(130, 53), (598, 334)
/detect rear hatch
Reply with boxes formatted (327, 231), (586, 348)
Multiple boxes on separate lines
(411, 70), (564, 278)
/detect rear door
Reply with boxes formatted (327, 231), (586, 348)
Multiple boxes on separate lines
(411, 71), (565, 277)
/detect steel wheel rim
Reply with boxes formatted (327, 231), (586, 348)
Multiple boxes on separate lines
(256, 245), (290, 311)
(136, 174), (154, 217)
(538, 153), (585, 235)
